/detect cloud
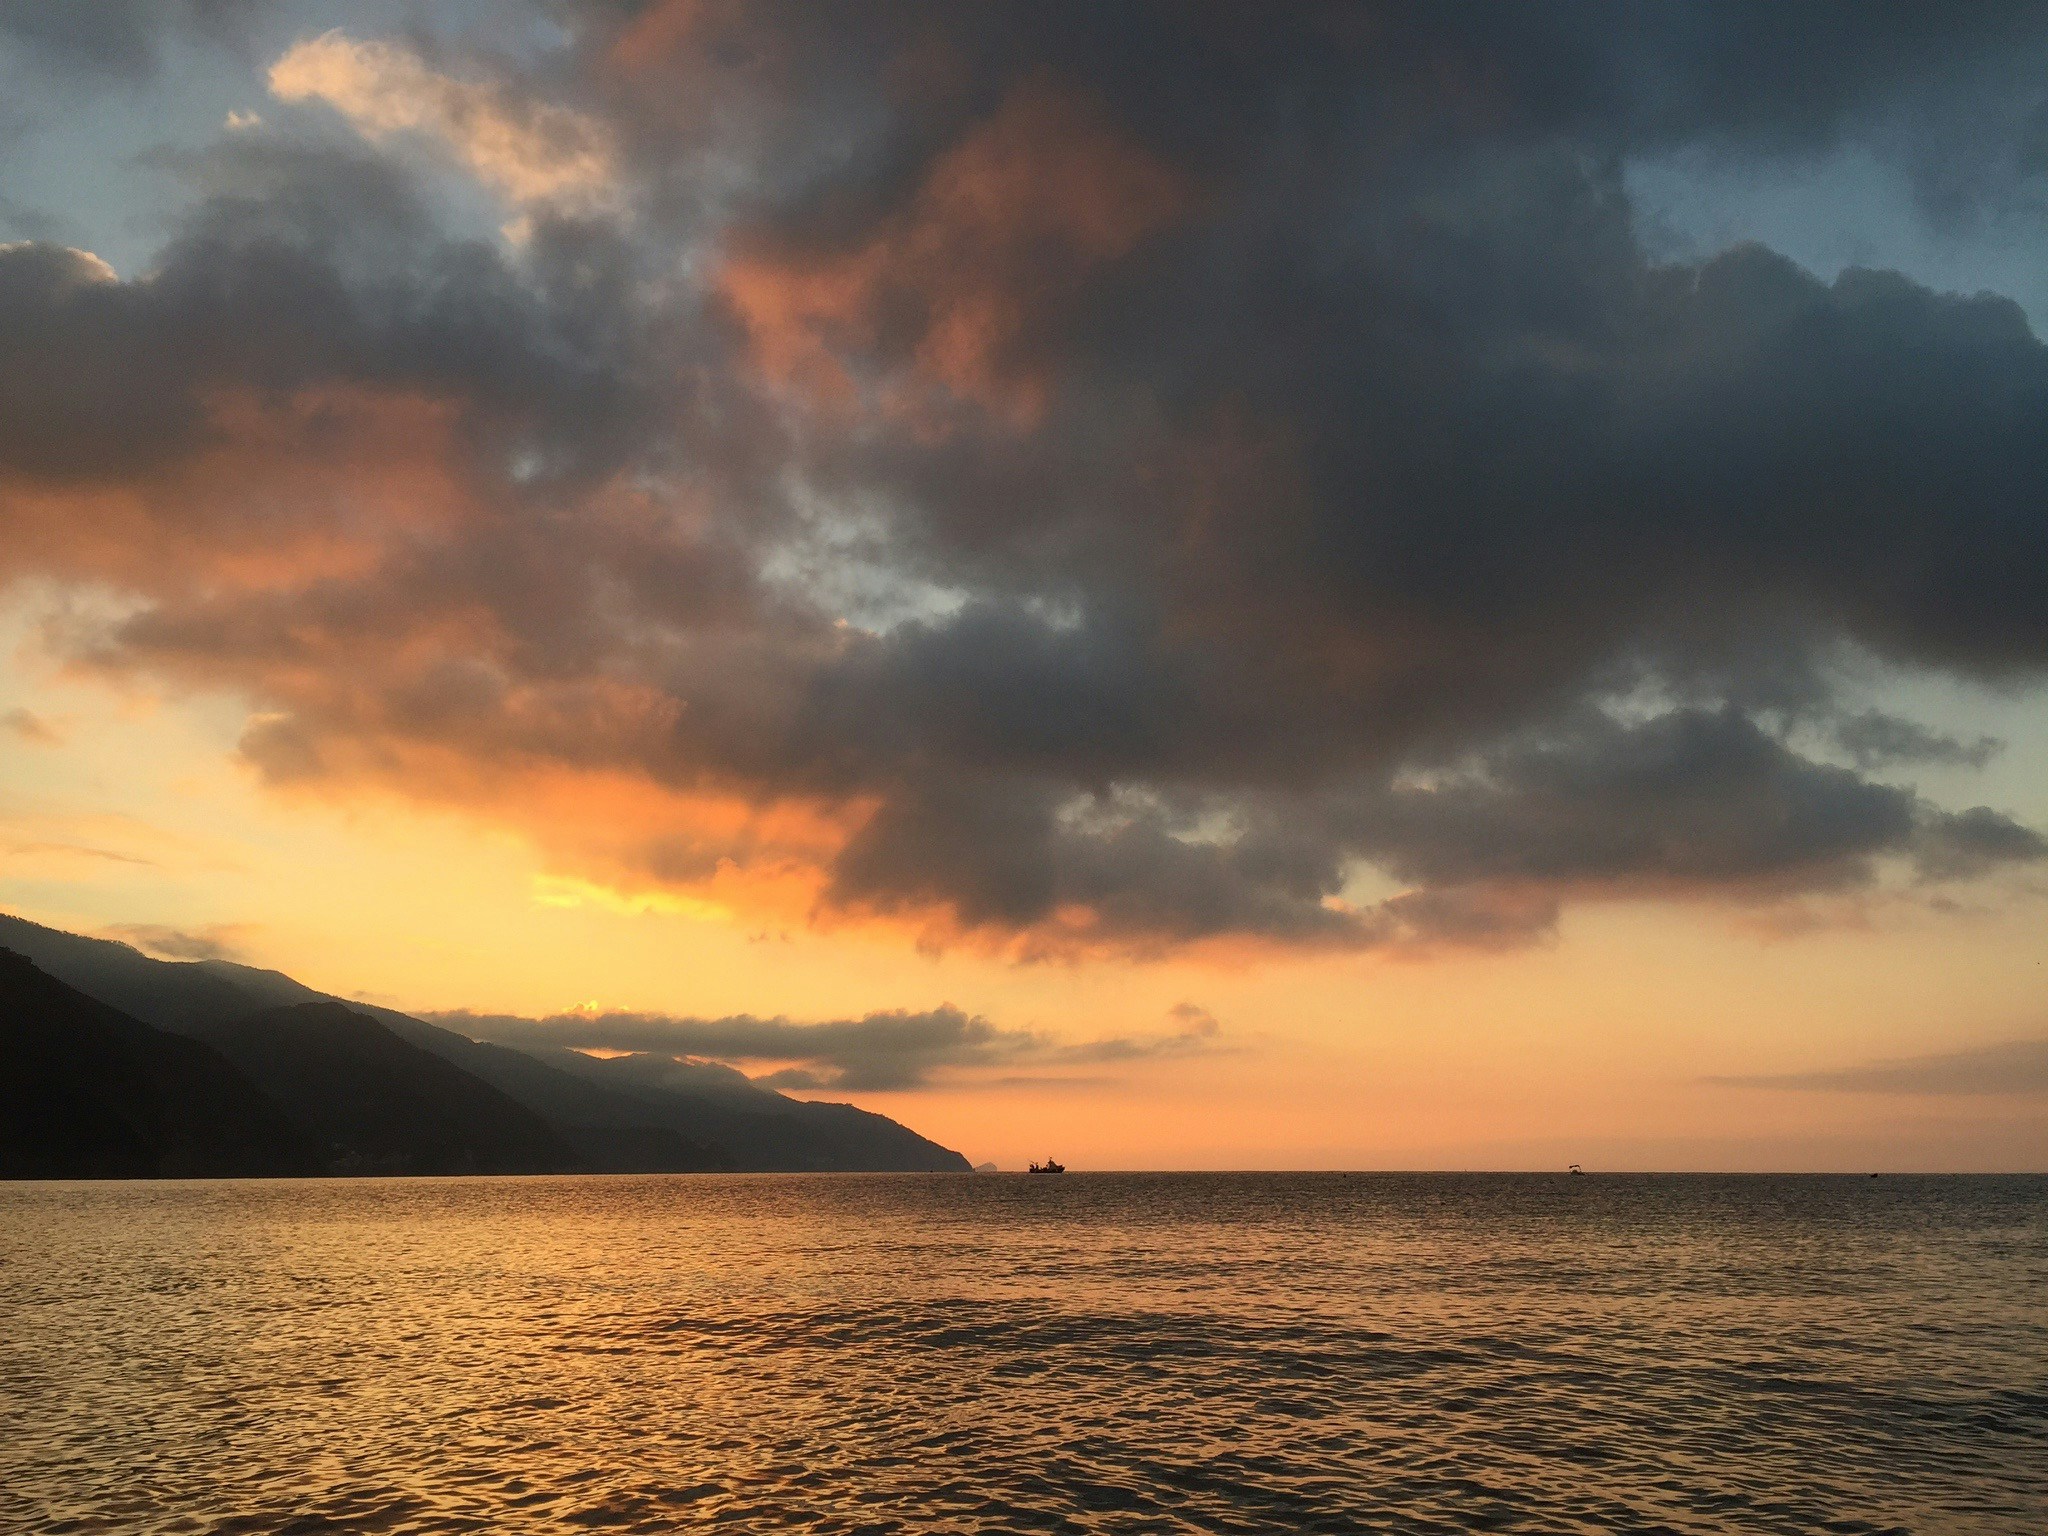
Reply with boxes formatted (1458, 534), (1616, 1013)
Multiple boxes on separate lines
(1056, 1004), (1222, 1067)
(720, 80), (1187, 425)
(0, 839), (154, 871)
(1710, 1040), (2048, 1097)
(268, 31), (615, 213)
(0, 806), (233, 876)
(1, 707), (61, 744)
(814, 705), (2043, 952)
(1348, 708), (2041, 895)
(431, 1001), (1223, 1091)
(2, 7), (2046, 958)
(0, 1), (255, 81)
(1830, 710), (2002, 771)
(102, 922), (251, 962)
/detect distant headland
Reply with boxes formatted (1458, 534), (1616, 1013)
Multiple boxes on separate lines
(0, 912), (970, 1179)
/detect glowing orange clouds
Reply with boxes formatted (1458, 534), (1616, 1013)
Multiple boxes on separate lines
(1, 385), (475, 596)
(720, 81), (1188, 427)
(270, 32), (616, 216)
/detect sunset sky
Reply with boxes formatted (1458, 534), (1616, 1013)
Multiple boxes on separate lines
(2, 2), (2044, 1170)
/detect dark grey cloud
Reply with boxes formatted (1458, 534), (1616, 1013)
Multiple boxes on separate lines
(1, 135), (677, 485)
(431, 1003), (1222, 1090)
(1831, 710), (2003, 771)
(1711, 1039), (2048, 1096)
(0, 0), (255, 81)
(1349, 708), (2041, 894)
(819, 707), (2044, 949)
(2, 4), (2045, 953)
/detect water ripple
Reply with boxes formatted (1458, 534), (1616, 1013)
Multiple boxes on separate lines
(1, 1173), (2043, 1534)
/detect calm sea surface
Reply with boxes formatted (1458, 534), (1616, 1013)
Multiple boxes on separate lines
(1, 1174), (2043, 1535)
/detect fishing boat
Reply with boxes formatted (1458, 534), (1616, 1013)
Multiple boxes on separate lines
(1567, 1163), (1585, 1176)
(1028, 1157), (1066, 1175)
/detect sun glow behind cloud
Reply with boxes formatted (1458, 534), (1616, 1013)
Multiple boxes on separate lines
(269, 31), (616, 216)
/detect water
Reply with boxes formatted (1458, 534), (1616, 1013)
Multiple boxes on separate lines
(1, 1174), (2043, 1535)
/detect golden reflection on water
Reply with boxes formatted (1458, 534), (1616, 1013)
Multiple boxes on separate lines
(1, 1173), (2044, 1533)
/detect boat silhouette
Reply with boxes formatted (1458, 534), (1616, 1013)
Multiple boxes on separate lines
(1567, 1163), (1585, 1175)
(1028, 1158), (1066, 1175)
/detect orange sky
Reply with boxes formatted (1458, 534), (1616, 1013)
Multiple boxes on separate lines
(5, 597), (2042, 1171)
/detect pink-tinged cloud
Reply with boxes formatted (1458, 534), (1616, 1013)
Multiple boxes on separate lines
(721, 80), (1188, 427)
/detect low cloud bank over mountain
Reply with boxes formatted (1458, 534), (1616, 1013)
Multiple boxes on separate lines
(437, 1001), (1223, 1091)
(0, 913), (970, 1173)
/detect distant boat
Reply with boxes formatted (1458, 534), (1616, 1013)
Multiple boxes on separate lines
(1567, 1163), (1585, 1175)
(1028, 1158), (1066, 1175)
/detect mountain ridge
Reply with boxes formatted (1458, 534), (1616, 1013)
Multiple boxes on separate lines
(0, 949), (319, 1178)
(0, 912), (970, 1174)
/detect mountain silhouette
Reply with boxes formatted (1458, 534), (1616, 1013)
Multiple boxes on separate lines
(521, 1046), (978, 1172)
(0, 912), (970, 1174)
(0, 949), (317, 1177)
(179, 1000), (576, 1176)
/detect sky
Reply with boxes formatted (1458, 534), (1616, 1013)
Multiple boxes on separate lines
(1, 1), (2045, 1171)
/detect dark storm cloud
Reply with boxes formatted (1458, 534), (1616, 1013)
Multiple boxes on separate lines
(821, 708), (2044, 949)
(1348, 709), (2043, 893)
(825, 773), (1369, 950)
(1711, 1039), (2048, 1096)
(432, 1003), (1220, 1090)
(3, 3), (2047, 952)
